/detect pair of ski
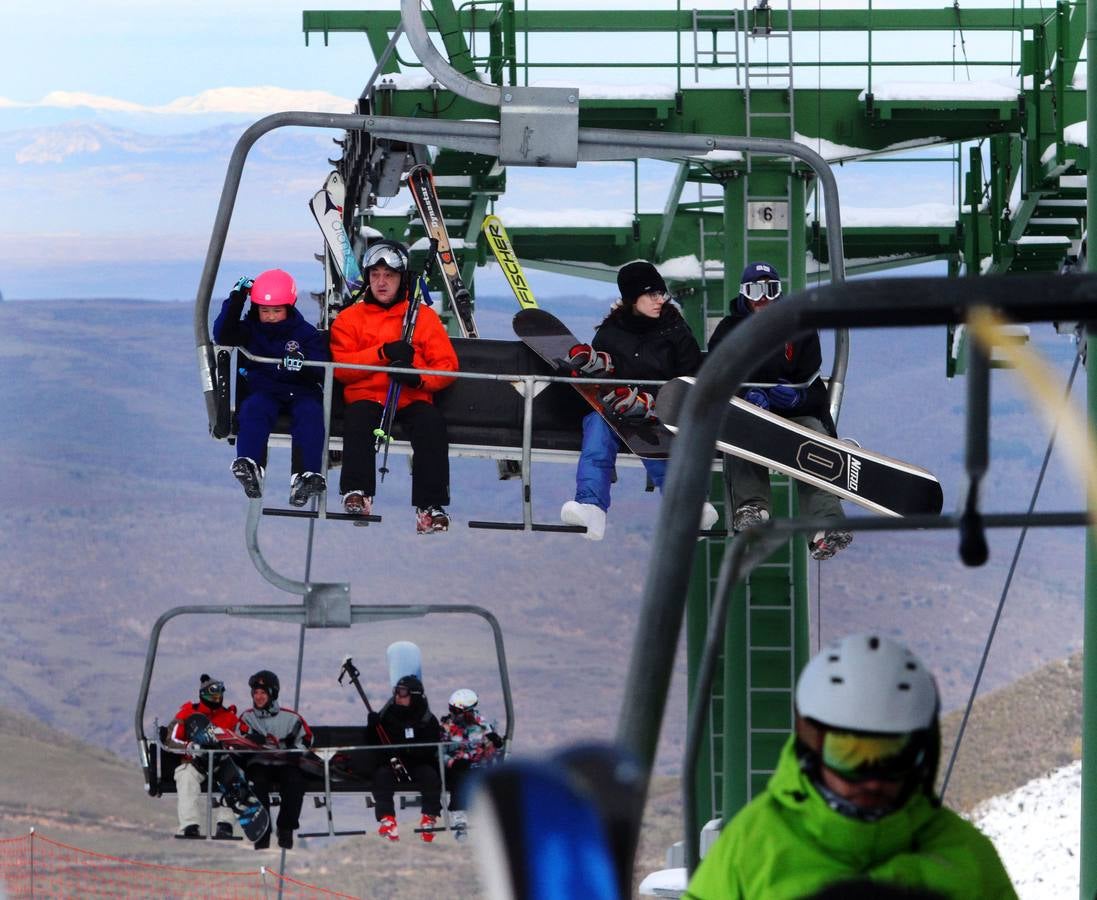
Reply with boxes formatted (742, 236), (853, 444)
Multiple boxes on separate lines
(310, 165), (478, 338)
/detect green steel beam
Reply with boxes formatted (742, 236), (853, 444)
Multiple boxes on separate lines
(304, 8), (1053, 36)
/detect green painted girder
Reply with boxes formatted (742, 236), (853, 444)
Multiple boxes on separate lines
(811, 225), (960, 264)
(303, 8), (1052, 39)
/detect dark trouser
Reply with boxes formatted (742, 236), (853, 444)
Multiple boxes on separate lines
(371, 760), (442, 819)
(340, 399), (450, 507)
(247, 763), (306, 834)
(236, 390), (324, 473)
(723, 413), (843, 522)
(446, 760), (476, 811)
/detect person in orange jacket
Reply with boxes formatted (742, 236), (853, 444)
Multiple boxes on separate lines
(330, 240), (458, 533)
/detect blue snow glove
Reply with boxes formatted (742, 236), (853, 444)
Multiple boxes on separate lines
(767, 380), (805, 411)
(743, 388), (770, 410)
(281, 350), (305, 372)
(382, 340), (414, 365)
(233, 276), (254, 294)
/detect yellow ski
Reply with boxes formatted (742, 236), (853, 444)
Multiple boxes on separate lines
(482, 215), (538, 309)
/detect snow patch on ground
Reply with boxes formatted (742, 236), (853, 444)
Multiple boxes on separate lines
(970, 760), (1081, 899)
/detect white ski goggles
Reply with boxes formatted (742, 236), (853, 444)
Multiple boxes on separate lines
(363, 243), (408, 272)
(741, 280), (782, 302)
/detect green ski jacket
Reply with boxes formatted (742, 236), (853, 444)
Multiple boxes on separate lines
(685, 737), (1017, 900)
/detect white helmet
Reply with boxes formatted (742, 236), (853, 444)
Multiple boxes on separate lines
(448, 688), (479, 714)
(796, 634), (938, 734)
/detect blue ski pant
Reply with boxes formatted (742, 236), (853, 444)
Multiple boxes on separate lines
(574, 412), (666, 512)
(236, 390), (324, 474)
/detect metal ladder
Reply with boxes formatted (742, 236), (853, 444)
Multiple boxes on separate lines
(691, 8), (742, 85)
(741, 0), (796, 284)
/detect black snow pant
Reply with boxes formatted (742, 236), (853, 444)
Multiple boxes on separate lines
(371, 760), (442, 819)
(246, 763), (306, 835)
(340, 399), (450, 508)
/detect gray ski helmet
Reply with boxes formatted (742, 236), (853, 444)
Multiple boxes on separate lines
(248, 669), (280, 702)
(796, 634), (938, 734)
(198, 673), (225, 705)
(362, 239), (409, 273)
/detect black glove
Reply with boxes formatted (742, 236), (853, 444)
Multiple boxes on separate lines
(390, 757), (411, 782)
(367, 711), (380, 730)
(382, 340), (414, 365)
(487, 732), (504, 749)
(281, 350), (305, 372)
(389, 369), (422, 388)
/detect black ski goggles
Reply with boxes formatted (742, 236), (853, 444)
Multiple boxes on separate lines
(201, 681), (225, 696)
(740, 279), (782, 302)
(363, 244), (408, 272)
(821, 730), (924, 783)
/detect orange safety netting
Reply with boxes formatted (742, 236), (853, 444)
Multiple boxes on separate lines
(0, 831), (359, 899)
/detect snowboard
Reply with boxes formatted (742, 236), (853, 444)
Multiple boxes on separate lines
(513, 308), (673, 459)
(183, 714), (271, 843)
(407, 164), (479, 338)
(656, 376), (944, 517)
(387, 640), (423, 689)
(310, 174), (364, 293)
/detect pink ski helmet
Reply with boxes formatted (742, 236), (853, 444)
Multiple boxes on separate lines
(250, 269), (297, 307)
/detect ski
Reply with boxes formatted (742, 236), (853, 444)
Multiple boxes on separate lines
(310, 173), (364, 293)
(482, 214), (537, 309)
(656, 376), (944, 517)
(513, 308), (672, 459)
(407, 164), (479, 338)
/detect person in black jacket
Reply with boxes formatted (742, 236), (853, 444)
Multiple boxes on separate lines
(212, 269), (330, 507)
(560, 260), (718, 540)
(709, 261), (851, 560)
(366, 675), (444, 843)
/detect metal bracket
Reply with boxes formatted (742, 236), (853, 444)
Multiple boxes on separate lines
(305, 583), (352, 627)
(500, 87), (580, 167)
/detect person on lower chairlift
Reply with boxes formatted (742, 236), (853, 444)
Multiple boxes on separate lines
(366, 675), (444, 843)
(559, 260), (718, 540)
(708, 261), (851, 560)
(165, 674), (240, 840)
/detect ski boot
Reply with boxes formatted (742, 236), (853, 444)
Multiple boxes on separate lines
(289, 472), (326, 507)
(214, 822), (235, 840)
(450, 810), (468, 842)
(416, 506), (449, 534)
(177, 824), (201, 839)
(231, 457), (264, 499)
(418, 814), (438, 843)
(342, 491), (372, 526)
(560, 501), (606, 541)
(732, 504), (770, 533)
(378, 815), (399, 842)
(810, 529), (853, 561)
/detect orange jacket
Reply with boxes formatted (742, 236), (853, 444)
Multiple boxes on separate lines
(330, 297), (458, 407)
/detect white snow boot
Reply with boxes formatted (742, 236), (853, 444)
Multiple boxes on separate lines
(561, 500), (606, 541)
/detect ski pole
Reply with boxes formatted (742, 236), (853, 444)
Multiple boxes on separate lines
(338, 657), (410, 781)
(373, 239), (440, 480)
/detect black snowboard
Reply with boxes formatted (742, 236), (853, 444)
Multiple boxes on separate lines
(513, 308), (673, 459)
(657, 376), (943, 517)
(184, 714), (271, 843)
